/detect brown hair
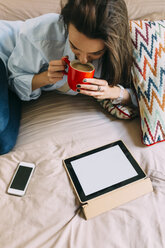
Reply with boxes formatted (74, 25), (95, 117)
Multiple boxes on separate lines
(61, 0), (133, 87)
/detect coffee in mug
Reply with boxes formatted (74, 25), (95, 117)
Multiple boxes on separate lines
(71, 62), (93, 72)
(62, 58), (95, 91)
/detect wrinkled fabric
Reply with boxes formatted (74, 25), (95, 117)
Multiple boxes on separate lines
(0, 91), (165, 248)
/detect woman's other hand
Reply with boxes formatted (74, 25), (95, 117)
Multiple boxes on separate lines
(32, 58), (66, 91)
(47, 59), (66, 84)
(76, 78), (131, 105)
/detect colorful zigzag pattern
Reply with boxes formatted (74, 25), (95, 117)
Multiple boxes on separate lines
(130, 20), (165, 145)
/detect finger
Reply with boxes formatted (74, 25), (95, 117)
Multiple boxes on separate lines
(78, 88), (104, 97)
(83, 78), (108, 86)
(48, 71), (64, 78)
(49, 76), (63, 84)
(49, 59), (66, 66)
(77, 84), (104, 92)
(48, 65), (66, 73)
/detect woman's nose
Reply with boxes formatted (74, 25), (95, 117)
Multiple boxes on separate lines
(78, 53), (88, 64)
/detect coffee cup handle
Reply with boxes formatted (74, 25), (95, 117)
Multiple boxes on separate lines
(62, 57), (70, 75)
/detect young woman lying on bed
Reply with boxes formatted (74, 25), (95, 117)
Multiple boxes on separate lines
(0, 0), (137, 155)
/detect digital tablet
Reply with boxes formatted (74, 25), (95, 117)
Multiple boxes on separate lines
(63, 140), (146, 203)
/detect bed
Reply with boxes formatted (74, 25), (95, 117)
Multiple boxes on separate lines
(0, 0), (165, 247)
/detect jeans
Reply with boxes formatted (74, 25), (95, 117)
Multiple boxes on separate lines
(0, 58), (21, 155)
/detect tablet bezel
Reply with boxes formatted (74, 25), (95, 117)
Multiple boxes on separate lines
(64, 140), (146, 203)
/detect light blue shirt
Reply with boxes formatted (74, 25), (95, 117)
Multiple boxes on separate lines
(0, 13), (137, 105)
(0, 20), (23, 67)
(6, 14), (75, 100)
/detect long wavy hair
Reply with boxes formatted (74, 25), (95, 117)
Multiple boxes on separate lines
(61, 0), (133, 87)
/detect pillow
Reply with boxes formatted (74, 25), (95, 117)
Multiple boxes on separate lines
(98, 99), (138, 120)
(130, 20), (165, 145)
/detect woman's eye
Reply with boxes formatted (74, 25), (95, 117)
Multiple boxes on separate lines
(91, 53), (100, 57)
(71, 44), (77, 50)
(90, 54), (102, 58)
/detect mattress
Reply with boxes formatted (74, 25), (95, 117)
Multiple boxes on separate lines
(0, 91), (165, 248)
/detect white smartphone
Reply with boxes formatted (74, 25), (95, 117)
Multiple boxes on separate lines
(7, 162), (35, 196)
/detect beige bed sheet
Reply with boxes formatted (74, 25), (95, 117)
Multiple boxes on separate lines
(0, 92), (165, 248)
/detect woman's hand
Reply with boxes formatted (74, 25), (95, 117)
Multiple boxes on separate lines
(47, 59), (66, 84)
(76, 78), (120, 99)
(76, 78), (131, 104)
(32, 58), (66, 91)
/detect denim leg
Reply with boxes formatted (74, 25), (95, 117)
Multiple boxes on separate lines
(0, 57), (22, 155)
(0, 89), (22, 155)
(0, 58), (9, 132)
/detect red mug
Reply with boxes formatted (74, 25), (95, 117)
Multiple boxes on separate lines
(62, 57), (95, 91)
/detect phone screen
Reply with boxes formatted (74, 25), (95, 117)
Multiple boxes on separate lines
(10, 166), (33, 190)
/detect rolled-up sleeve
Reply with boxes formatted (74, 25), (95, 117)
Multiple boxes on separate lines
(8, 31), (43, 101)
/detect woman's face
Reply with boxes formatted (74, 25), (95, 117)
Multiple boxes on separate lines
(68, 23), (106, 64)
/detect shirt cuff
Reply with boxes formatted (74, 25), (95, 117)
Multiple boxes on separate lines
(9, 74), (41, 101)
(126, 88), (138, 107)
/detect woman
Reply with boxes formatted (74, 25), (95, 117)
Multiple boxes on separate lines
(2, 0), (136, 154)
(8, 0), (136, 104)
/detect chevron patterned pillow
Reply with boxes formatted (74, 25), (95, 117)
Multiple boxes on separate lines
(130, 20), (165, 146)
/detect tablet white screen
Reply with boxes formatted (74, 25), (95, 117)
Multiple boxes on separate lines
(71, 145), (138, 196)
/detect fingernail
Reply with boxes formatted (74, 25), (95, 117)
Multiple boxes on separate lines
(77, 84), (81, 88)
(83, 79), (87, 82)
(77, 89), (80, 92)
